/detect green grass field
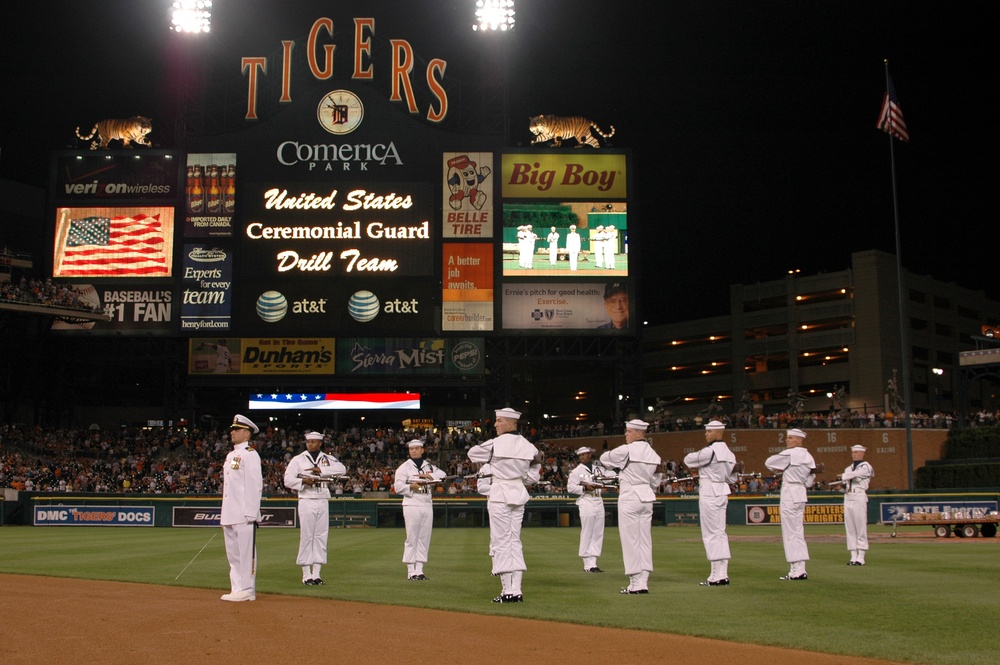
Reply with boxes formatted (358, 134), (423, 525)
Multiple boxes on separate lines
(1, 524), (996, 665)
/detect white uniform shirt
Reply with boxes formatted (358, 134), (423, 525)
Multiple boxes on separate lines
(221, 442), (262, 525)
(283, 449), (347, 499)
(567, 461), (613, 504)
(765, 447), (816, 502)
(468, 432), (538, 505)
(683, 440), (737, 497)
(842, 460), (874, 492)
(393, 458), (447, 505)
(600, 440), (661, 503)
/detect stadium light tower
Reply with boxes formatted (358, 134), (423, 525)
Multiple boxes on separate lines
(171, 0), (212, 33)
(472, 0), (515, 31)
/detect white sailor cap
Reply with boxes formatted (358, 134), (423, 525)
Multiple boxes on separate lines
(705, 420), (725, 431)
(495, 407), (522, 421)
(625, 418), (649, 431)
(574, 446), (594, 455)
(851, 445), (867, 453)
(407, 439), (425, 448)
(304, 431), (323, 441)
(230, 414), (259, 434)
(786, 428), (807, 439)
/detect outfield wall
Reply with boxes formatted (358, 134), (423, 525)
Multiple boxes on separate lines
(13, 490), (997, 532)
(548, 427), (949, 491)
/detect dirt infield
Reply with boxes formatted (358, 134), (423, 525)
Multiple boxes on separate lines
(6, 574), (911, 665)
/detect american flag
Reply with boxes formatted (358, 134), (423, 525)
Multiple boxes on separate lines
(59, 213), (168, 276)
(877, 73), (909, 142)
(249, 393), (421, 410)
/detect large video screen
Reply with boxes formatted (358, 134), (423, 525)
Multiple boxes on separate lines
(53, 206), (175, 278)
(501, 202), (627, 277)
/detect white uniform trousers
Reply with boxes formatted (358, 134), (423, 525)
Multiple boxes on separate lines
(489, 502), (526, 575)
(844, 493), (869, 552)
(577, 500), (605, 561)
(618, 497), (653, 576)
(699, 493), (731, 561)
(223, 522), (256, 594)
(779, 495), (809, 563)
(296, 498), (329, 566)
(402, 503), (434, 564)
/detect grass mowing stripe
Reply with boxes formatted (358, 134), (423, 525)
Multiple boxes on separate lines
(1, 525), (996, 665)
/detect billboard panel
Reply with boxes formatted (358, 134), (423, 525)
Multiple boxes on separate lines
(51, 283), (173, 334)
(184, 153), (237, 237)
(179, 244), (233, 333)
(501, 153), (627, 199)
(53, 151), (179, 202)
(336, 337), (484, 376)
(443, 152), (494, 239)
(442, 243), (493, 331)
(501, 282), (631, 332)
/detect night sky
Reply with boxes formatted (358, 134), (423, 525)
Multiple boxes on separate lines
(1, 1), (995, 324)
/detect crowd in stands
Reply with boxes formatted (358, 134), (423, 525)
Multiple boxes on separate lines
(644, 409), (965, 432)
(3, 410), (994, 498)
(0, 277), (101, 312)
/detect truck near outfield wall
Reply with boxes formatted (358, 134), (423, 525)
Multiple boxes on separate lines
(881, 501), (999, 538)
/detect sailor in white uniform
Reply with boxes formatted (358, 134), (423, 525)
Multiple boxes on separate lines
(467, 407), (541, 602)
(600, 419), (661, 594)
(283, 431), (346, 585)
(765, 428), (819, 580)
(683, 419), (738, 586)
(840, 444), (874, 566)
(567, 446), (612, 573)
(221, 414), (262, 602)
(393, 439), (448, 580)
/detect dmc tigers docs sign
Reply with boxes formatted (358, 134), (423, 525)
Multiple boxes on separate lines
(34, 505), (154, 526)
(502, 153), (627, 199)
(745, 504), (844, 525)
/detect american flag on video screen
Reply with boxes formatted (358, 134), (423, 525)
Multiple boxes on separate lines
(59, 213), (168, 276)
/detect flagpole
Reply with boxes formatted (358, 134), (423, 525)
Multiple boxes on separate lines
(884, 59), (915, 490)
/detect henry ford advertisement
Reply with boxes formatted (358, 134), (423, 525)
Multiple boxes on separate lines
(179, 245), (233, 332)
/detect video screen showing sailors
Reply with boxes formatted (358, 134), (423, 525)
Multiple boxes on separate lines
(501, 202), (628, 277)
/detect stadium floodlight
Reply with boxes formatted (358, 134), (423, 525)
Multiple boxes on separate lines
(473, 0), (515, 31)
(171, 0), (212, 33)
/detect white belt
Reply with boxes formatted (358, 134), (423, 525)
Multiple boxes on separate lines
(848, 488), (867, 494)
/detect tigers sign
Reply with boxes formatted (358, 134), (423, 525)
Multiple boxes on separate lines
(501, 153), (627, 199)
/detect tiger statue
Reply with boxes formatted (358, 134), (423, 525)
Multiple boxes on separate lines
(528, 114), (615, 148)
(75, 116), (153, 150)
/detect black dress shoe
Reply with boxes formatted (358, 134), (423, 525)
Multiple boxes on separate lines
(313, 578), (325, 585)
(491, 594), (523, 603)
(699, 578), (730, 586)
(586, 567), (604, 573)
(620, 588), (649, 594)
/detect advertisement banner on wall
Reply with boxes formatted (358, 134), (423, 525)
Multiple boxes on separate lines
(184, 153), (236, 237)
(501, 282), (631, 332)
(336, 337), (484, 376)
(34, 505), (154, 526)
(443, 152), (493, 239)
(188, 337), (242, 374)
(745, 504), (845, 525)
(442, 243), (493, 331)
(179, 244), (233, 333)
(53, 151), (179, 202)
(501, 153), (627, 199)
(239, 337), (335, 375)
(51, 282), (174, 334)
